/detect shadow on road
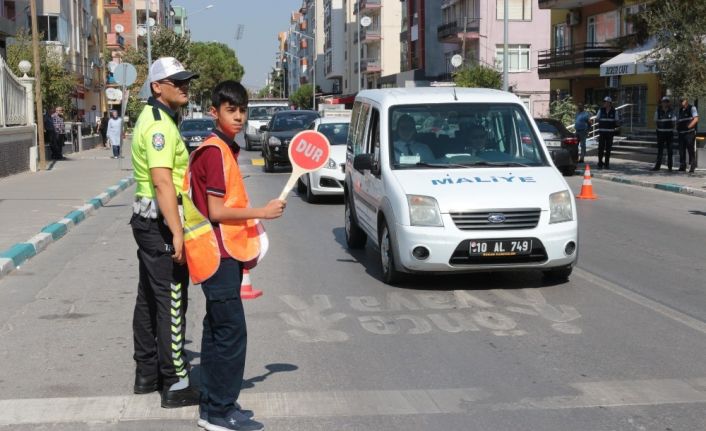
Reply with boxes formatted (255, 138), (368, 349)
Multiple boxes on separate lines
(242, 363), (299, 389)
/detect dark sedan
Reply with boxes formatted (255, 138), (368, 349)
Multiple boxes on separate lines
(534, 118), (579, 176)
(179, 118), (216, 153)
(260, 110), (320, 172)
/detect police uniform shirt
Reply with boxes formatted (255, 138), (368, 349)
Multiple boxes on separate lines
(677, 105), (699, 133)
(654, 108), (675, 133)
(131, 97), (189, 199)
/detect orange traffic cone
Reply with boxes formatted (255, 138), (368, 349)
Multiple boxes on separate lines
(240, 269), (263, 300)
(576, 164), (597, 200)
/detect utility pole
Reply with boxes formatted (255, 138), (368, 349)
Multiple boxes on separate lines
(29, 0), (46, 170)
(502, 0), (509, 92)
(461, 16), (467, 64)
(146, 0), (152, 69)
(312, 0), (316, 111)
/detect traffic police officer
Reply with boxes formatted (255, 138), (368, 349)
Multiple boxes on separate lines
(653, 96), (676, 171)
(677, 96), (699, 173)
(130, 57), (199, 408)
(595, 96), (619, 169)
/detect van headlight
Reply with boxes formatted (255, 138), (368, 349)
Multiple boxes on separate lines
(407, 195), (443, 227)
(268, 136), (281, 146)
(549, 190), (573, 224)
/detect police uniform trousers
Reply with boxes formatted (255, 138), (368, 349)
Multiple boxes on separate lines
(130, 213), (190, 388)
(678, 131), (696, 170)
(199, 258), (248, 419)
(598, 132), (614, 167)
(655, 132), (674, 170)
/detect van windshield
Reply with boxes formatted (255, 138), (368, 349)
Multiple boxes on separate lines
(248, 106), (288, 120)
(389, 104), (548, 169)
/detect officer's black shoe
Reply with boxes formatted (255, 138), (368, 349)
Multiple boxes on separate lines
(678, 166), (686, 172)
(161, 386), (200, 409)
(134, 374), (159, 394)
(689, 166), (696, 173)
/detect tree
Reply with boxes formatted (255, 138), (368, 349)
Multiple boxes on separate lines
(7, 28), (76, 114)
(631, 1), (706, 99)
(289, 83), (313, 110)
(452, 64), (502, 90)
(149, 26), (190, 62)
(549, 96), (577, 127)
(189, 42), (244, 110)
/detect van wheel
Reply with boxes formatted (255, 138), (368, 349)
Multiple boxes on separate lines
(561, 167), (576, 176)
(264, 156), (274, 173)
(345, 196), (366, 249)
(297, 178), (306, 194)
(245, 137), (252, 151)
(543, 265), (573, 283)
(379, 220), (403, 285)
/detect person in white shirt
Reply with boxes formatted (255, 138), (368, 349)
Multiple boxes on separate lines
(392, 114), (435, 163)
(106, 110), (123, 159)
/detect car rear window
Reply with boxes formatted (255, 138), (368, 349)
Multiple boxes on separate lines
(180, 120), (215, 132)
(318, 123), (349, 145)
(272, 113), (319, 132)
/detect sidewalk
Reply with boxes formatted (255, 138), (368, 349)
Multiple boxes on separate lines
(578, 155), (706, 199)
(0, 144), (134, 276)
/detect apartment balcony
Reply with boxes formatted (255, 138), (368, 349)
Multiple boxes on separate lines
(361, 26), (381, 43)
(538, 43), (621, 79)
(104, 0), (124, 14)
(538, 0), (601, 9)
(437, 18), (480, 43)
(0, 15), (17, 37)
(106, 33), (125, 50)
(354, 0), (381, 13)
(356, 59), (381, 73)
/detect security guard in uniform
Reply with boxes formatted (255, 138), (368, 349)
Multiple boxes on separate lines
(653, 96), (676, 171)
(677, 96), (699, 173)
(594, 96), (619, 169)
(130, 57), (199, 408)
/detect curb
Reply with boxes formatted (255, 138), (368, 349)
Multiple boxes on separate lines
(0, 176), (135, 279)
(577, 169), (706, 199)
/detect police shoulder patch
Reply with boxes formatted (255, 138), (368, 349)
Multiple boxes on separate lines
(152, 133), (165, 151)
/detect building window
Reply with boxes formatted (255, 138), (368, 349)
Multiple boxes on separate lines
(623, 3), (647, 36)
(496, 0), (531, 21)
(587, 11), (618, 46)
(554, 23), (568, 52)
(495, 44), (531, 72)
(37, 15), (59, 41)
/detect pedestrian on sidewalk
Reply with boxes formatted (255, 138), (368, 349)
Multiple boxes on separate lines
(100, 111), (109, 148)
(106, 110), (123, 158)
(51, 106), (66, 160)
(653, 96), (676, 171)
(677, 96), (699, 173)
(594, 96), (619, 169)
(43, 109), (56, 158)
(129, 57), (200, 409)
(574, 102), (591, 163)
(184, 80), (285, 431)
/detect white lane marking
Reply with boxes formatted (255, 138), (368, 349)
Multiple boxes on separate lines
(575, 268), (706, 335)
(3, 377), (706, 424)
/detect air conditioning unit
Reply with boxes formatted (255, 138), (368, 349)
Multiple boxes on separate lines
(567, 10), (581, 26)
(606, 76), (620, 88)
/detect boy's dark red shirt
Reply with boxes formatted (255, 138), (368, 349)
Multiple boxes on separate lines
(189, 130), (241, 258)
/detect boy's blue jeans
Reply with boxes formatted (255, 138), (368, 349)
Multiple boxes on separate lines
(200, 258), (247, 420)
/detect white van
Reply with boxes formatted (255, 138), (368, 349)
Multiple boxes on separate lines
(244, 99), (290, 150)
(344, 88), (578, 285)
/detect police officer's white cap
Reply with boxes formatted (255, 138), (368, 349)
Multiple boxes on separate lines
(603, 96), (612, 103)
(661, 96), (670, 102)
(149, 57), (199, 83)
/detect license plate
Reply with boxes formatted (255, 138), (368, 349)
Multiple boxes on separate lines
(469, 239), (532, 257)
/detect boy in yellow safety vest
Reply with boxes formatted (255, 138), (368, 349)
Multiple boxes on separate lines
(183, 80), (285, 431)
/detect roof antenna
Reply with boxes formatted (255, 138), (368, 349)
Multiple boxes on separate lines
(452, 86), (458, 101)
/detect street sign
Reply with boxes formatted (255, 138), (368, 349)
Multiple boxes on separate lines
(278, 130), (331, 200)
(113, 63), (137, 87)
(105, 88), (122, 102)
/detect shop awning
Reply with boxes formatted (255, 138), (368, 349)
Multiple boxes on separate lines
(600, 39), (658, 77)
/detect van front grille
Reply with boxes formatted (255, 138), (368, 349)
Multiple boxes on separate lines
(449, 208), (541, 231)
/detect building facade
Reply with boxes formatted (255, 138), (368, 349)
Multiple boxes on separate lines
(538, 0), (658, 128)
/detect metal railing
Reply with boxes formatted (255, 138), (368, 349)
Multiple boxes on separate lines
(0, 56), (28, 127)
(538, 43), (621, 77)
(566, 104), (633, 140)
(437, 17), (481, 40)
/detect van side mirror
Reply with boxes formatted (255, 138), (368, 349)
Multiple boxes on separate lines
(259, 124), (268, 132)
(353, 153), (374, 171)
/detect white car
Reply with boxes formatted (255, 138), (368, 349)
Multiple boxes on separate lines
(244, 100), (289, 150)
(344, 88), (578, 285)
(297, 116), (350, 202)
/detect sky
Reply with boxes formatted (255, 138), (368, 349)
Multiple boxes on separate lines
(173, 0), (301, 90)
